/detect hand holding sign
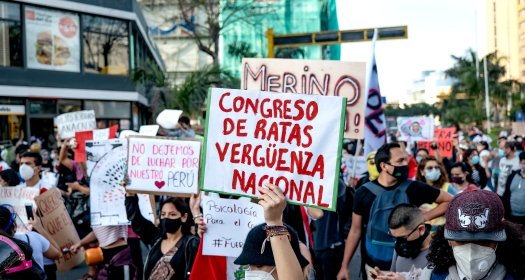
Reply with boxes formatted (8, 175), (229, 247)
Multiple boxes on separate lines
(258, 184), (286, 226)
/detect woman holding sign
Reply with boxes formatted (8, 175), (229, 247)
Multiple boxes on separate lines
(125, 193), (204, 280)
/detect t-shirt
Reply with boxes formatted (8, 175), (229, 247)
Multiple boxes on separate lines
(14, 231), (50, 269)
(509, 173), (525, 217)
(497, 156), (520, 196)
(390, 247), (430, 276)
(353, 180), (440, 269)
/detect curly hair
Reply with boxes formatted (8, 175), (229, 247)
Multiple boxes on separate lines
(427, 222), (525, 277)
(415, 156), (449, 189)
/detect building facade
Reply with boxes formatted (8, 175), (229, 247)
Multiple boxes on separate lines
(0, 0), (165, 146)
(407, 70), (454, 105)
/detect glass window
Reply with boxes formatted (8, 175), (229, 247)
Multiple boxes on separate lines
(83, 15), (129, 75)
(0, 1), (22, 67)
(29, 99), (56, 115)
(84, 101), (130, 118)
(58, 99), (81, 114)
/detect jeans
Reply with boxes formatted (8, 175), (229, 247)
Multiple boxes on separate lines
(314, 244), (344, 280)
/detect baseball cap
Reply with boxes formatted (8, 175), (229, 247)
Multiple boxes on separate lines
(444, 190), (506, 242)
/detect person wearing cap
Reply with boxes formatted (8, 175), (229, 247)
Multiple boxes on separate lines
(501, 152), (525, 226)
(234, 183), (310, 279)
(421, 190), (525, 280)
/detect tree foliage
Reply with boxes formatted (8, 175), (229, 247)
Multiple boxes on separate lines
(384, 103), (439, 118)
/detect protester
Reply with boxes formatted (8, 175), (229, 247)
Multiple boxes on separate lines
(0, 169), (21, 187)
(421, 190), (525, 280)
(462, 148), (488, 188)
(19, 152), (43, 189)
(0, 205), (61, 272)
(450, 162), (478, 193)
(234, 183), (310, 280)
(415, 156), (457, 229)
(502, 152), (525, 226)
(370, 204), (432, 280)
(337, 143), (453, 280)
(10, 144), (29, 172)
(497, 142), (520, 196)
(125, 193), (203, 280)
(0, 231), (46, 279)
(167, 116), (196, 139)
(415, 148), (429, 164)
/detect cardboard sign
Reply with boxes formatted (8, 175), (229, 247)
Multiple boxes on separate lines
(512, 122), (525, 136)
(139, 125), (160, 136)
(74, 125), (118, 162)
(0, 187), (40, 233)
(126, 136), (201, 195)
(201, 88), (346, 211)
(397, 116), (434, 143)
(54, 110), (96, 139)
(241, 58), (366, 139)
(202, 196), (264, 257)
(417, 140), (454, 158)
(434, 127), (455, 140)
(86, 139), (155, 226)
(34, 188), (84, 272)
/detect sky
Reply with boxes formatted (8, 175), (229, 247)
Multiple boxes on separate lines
(336, 0), (483, 104)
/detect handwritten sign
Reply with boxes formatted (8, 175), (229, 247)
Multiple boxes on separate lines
(201, 88), (345, 211)
(74, 125), (118, 162)
(126, 136), (201, 195)
(202, 196), (264, 257)
(417, 127), (455, 158)
(434, 128), (455, 140)
(397, 116), (434, 143)
(0, 187), (39, 233)
(54, 110), (96, 139)
(34, 188), (84, 272)
(87, 139), (155, 226)
(242, 58), (366, 139)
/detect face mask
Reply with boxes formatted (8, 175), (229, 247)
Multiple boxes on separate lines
(498, 149), (505, 157)
(471, 156), (480, 165)
(244, 267), (276, 280)
(452, 243), (497, 280)
(395, 224), (429, 259)
(160, 218), (182, 233)
(388, 164), (409, 181)
(19, 164), (35, 181)
(424, 168), (441, 182)
(451, 176), (465, 184)
(416, 156), (423, 163)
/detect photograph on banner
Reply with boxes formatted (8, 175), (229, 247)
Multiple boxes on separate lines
(202, 195), (265, 257)
(201, 88), (346, 211)
(34, 188), (84, 272)
(126, 136), (201, 195)
(397, 116), (434, 142)
(24, 6), (80, 72)
(241, 58), (366, 139)
(416, 140), (453, 158)
(74, 125), (118, 162)
(54, 110), (96, 139)
(0, 187), (39, 233)
(86, 138), (155, 226)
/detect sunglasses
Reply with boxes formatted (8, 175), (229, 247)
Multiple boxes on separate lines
(0, 235), (32, 274)
(389, 224), (422, 242)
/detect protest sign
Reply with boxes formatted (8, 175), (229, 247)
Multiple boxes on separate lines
(512, 122), (525, 136)
(202, 195), (264, 257)
(139, 125), (160, 136)
(87, 138), (155, 226)
(0, 187), (39, 233)
(434, 127), (455, 140)
(241, 58), (366, 139)
(201, 88), (346, 211)
(74, 125), (118, 162)
(343, 156), (367, 179)
(34, 188), (84, 272)
(397, 116), (434, 142)
(416, 127), (455, 158)
(126, 136), (201, 195)
(54, 110), (96, 139)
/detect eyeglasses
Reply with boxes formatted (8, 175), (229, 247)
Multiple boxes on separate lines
(0, 235), (33, 275)
(425, 166), (440, 171)
(389, 224), (422, 242)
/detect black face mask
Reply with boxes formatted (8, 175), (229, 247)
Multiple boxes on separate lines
(394, 224), (430, 259)
(160, 218), (183, 233)
(388, 164), (409, 181)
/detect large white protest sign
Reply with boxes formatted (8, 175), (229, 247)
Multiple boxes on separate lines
(0, 187), (40, 233)
(201, 88), (346, 211)
(397, 116), (434, 143)
(54, 110), (96, 139)
(202, 195), (264, 257)
(126, 136), (201, 195)
(241, 58), (366, 139)
(87, 139), (154, 226)
(139, 125), (160, 136)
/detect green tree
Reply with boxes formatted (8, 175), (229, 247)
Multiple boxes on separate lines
(384, 103), (439, 118)
(227, 41), (257, 62)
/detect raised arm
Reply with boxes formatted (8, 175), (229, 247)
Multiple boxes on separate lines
(125, 194), (160, 245)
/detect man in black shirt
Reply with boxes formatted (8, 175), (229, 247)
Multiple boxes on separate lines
(337, 143), (452, 280)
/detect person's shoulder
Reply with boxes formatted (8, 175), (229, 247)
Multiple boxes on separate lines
(407, 180), (433, 189)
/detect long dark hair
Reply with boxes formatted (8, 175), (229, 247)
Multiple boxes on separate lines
(415, 156), (449, 189)
(427, 222), (525, 278)
(160, 197), (194, 235)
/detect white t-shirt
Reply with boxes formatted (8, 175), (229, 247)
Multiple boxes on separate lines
(479, 149), (491, 168)
(14, 231), (50, 269)
(497, 156), (520, 196)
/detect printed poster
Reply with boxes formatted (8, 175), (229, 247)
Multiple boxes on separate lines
(397, 116), (434, 143)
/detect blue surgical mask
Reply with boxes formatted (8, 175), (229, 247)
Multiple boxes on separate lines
(471, 156), (480, 165)
(416, 156), (423, 163)
(424, 168), (441, 182)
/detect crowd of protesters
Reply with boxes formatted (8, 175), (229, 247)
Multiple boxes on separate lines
(0, 122), (524, 280)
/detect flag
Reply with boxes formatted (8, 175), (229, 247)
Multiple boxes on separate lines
(189, 238), (249, 280)
(364, 29), (386, 156)
(74, 125), (118, 162)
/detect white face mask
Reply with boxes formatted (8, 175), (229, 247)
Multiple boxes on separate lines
(452, 243), (497, 280)
(244, 267), (276, 280)
(19, 164), (35, 181)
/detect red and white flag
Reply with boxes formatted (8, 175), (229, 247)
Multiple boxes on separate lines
(364, 30), (386, 156)
(74, 125), (118, 162)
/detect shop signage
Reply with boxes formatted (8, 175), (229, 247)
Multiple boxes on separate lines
(0, 105), (25, 115)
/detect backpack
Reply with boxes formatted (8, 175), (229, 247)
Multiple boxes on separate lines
(363, 180), (411, 267)
(95, 246), (137, 280)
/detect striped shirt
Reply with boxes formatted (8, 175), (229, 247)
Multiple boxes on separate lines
(92, 225), (128, 248)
